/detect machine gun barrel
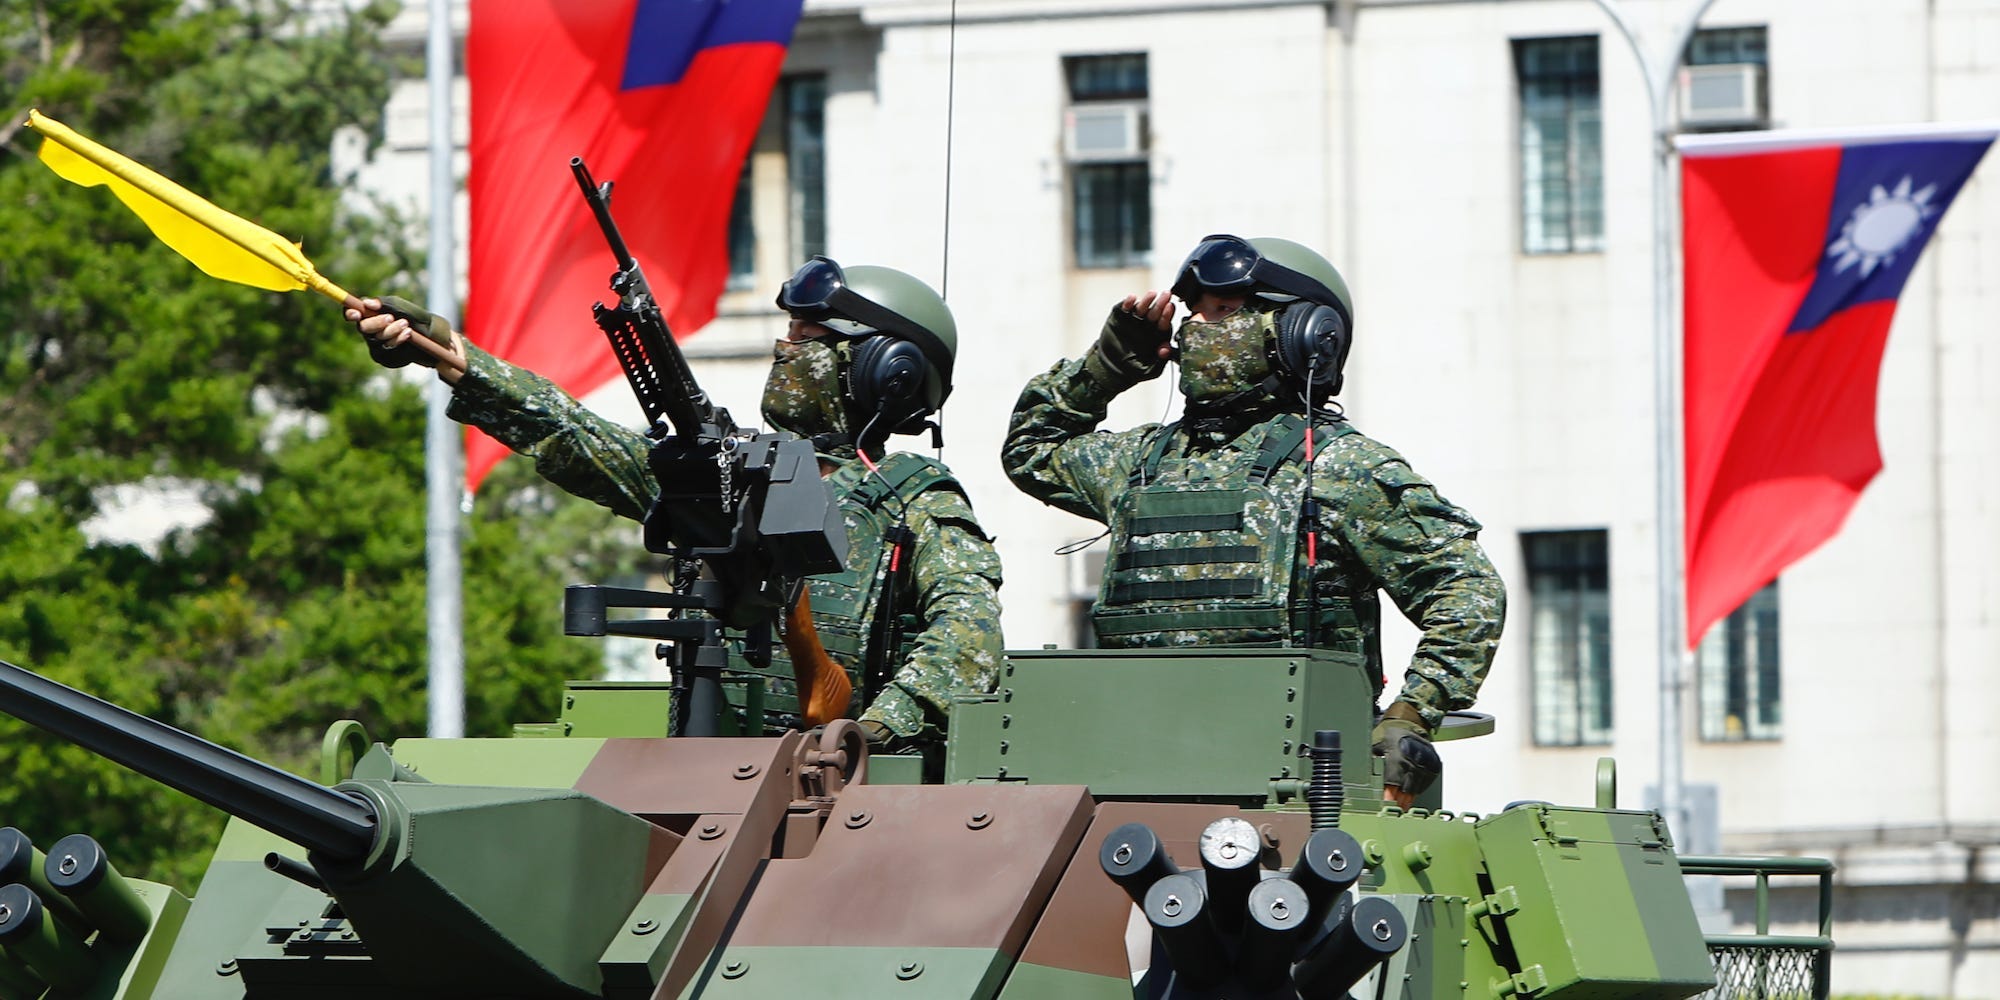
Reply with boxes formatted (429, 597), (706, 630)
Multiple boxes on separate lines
(570, 155), (721, 441)
(0, 660), (378, 863)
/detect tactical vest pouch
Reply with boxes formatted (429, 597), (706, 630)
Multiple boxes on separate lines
(1093, 484), (1295, 647)
(1091, 415), (1386, 659)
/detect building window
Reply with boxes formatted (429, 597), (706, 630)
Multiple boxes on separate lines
(1074, 163), (1151, 269)
(1698, 581), (1781, 741)
(726, 159), (755, 287)
(726, 73), (827, 290)
(1681, 26), (1769, 132)
(1523, 530), (1613, 746)
(1686, 25), (1768, 66)
(784, 75), (827, 262)
(1064, 53), (1151, 269)
(1514, 37), (1603, 254)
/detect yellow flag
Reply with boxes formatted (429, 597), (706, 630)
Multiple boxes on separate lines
(25, 109), (348, 301)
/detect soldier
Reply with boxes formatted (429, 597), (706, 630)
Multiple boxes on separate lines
(1001, 235), (1503, 808)
(349, 258), (1003, 753)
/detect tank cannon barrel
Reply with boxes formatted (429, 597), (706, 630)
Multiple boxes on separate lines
(0, 659), (378, 862)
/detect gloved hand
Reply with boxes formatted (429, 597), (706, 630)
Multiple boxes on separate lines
(1084, 292), (1174, 390)
(1371, 702), (1441, 805)
(859, 719), (899, 750)
(362, 295), (457, 370)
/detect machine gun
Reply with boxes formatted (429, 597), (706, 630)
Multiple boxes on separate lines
(563, 157), (849, 737)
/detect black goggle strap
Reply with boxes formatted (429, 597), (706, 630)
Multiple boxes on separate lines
(1250, 261), (1349, 326)
(1173, 234), (1349, 326)
(779, 257), (954, 394)
(822, 293), (955, 396)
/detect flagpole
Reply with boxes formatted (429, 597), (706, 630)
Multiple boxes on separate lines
(1591, 0), (1717, 842)
(424, 0), (466, 739)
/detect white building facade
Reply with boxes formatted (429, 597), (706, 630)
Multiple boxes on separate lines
(367, 1), (2000, 993)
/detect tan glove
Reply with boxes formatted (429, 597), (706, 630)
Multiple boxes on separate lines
(859, 719), (902, 751)
(1371, 701), (1441, 802)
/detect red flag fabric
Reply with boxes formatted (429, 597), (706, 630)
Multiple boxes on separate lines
(465, 0), (804, 489)
(1680, 124), (1994, 646)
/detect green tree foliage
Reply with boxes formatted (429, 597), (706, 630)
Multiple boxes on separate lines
(0, 1), (642, 888)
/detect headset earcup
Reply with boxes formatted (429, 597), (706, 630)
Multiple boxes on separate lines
(1274, 302), (1350, 400)
(849, 336), (933, 424)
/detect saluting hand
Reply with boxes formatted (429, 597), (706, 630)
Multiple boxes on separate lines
(1088, 290), (1177, 391)
(1118, 290), (1177, 347)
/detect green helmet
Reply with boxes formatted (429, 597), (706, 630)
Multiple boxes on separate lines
(773, 258), (957, 438)
(1245, 236), (1352, 327)
(1171, 234), (1353, 327)
(835, 265), (957, 413)
(1249, 237), (1353, 401)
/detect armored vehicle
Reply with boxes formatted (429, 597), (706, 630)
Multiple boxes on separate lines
(0, 636), (1832, 999)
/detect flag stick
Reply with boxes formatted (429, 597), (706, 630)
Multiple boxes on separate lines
(24, 110), (463, 374)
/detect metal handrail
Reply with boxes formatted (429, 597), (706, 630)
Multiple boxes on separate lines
(1679, 854), (1836, 1000)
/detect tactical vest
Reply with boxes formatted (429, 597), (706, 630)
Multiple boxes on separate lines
(727, 452), (953, 729)
(1092, 414), (1370, 656)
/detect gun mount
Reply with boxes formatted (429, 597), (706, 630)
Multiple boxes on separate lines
(565, 158), (847, 737)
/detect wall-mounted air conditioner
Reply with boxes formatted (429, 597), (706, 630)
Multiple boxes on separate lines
(1680, 63), (1766, 128)
(1063, 103), (1147, 161)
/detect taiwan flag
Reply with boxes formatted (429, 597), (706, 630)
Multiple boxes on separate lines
(464, 0), (805, 489)
(1680, 123), (1995, 646)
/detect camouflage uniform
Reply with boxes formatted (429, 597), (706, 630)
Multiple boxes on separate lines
(448, 341), (1003, 741)
(1002, 354), (1504, 730)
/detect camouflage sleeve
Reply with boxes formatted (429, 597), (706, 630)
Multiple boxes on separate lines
(445, 341), (656, 521)
(1001, 356), (1156, 523)
(1317, 443), (1507, 731)
(859, 484), (1004, 741)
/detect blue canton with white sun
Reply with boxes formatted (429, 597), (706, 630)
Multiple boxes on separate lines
(1787, 138), (1991, 333)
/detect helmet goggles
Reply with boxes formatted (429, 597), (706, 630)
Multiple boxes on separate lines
(776, 256), (937, 349)
(1170, 234), (1346, 318)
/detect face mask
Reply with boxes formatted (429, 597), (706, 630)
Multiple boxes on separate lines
(1177, 307), (1275, 406)
(761, 338), (851, 441)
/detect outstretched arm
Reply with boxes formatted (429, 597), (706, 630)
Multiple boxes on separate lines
(442, 341), (658, 521)
(348, 296), (656, 519)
